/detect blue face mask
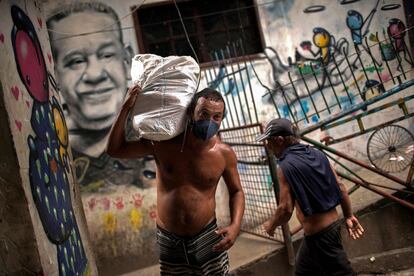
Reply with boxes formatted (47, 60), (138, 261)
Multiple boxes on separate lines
(192, 119), (219, 140)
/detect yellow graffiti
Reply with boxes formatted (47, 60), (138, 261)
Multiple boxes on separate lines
(103, 211), (117, 236)
(53, 107), (68, 146)
(130, 209), (143, 231)
(364, 88), (381, 100)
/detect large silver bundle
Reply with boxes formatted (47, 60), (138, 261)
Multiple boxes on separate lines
(131, 54), (200, 141)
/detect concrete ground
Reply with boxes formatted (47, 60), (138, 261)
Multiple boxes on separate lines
(359, 267), (414, 276)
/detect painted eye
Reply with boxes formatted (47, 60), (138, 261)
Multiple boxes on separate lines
(26, 75), (30, 86)
(143, 170), (156, 179)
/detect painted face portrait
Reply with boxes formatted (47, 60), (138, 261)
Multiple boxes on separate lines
(49, 11), (130, 131)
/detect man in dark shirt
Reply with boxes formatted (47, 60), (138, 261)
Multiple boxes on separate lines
(257, 118), (364, 276)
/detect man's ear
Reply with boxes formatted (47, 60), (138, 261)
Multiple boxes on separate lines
(276, 136), (285, 144)
(123, 44), (134, 79)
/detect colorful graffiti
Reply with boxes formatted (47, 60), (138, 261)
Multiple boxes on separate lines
(387, 18), (413, 67)
(45, 2), (156, 192)
(256, 0), (410, 125)
(82, 189), (157, 262)
(85, 193), (154, 230)
(11, 5), (88, 275)
(346, 0), (381, 66)
(263, 28), (352, 109)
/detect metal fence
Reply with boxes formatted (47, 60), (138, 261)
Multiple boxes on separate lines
(219, 124), (285, 242)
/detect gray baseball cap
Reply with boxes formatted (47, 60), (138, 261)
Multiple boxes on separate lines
(256, 118), (294, 142)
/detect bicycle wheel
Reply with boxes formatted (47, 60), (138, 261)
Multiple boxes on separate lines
(367, 125), (414, 173)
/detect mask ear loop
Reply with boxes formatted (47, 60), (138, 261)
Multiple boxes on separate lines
(180, 68), (200, 153)
(180, 116), (190, 153)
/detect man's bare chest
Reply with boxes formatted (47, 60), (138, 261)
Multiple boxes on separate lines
(156, 150), (225, 186)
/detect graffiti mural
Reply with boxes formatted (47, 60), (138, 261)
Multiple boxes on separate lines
(43, 2), (159, 273)
(255, 0), (409, 125)
(46, 2), (155, 190)
(263, 28), (352, 115)
(346, 0), (380, 66)
(387, 18), (413, 67)
(10, 4), (88, 275)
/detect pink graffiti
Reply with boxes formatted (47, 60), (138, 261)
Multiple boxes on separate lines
(132, 193), (145, 209)
(114, 197), (124, 210)
(101, 197), (111, 211)
(37, 17), (42, 28)
(149, 204), (157, 220)
(11, 86), (19, 100)
(15, 120), (22, 131)
(88, 198), (97, 212)
(380, 73), (391, 83)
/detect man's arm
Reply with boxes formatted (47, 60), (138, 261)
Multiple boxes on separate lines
(264, 167), (294, 236)
(106, 86), (153, 159)
(213, 144), (245, 252)
(330, 164), (364, 240)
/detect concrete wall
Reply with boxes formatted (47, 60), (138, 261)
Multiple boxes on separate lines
(0, 0), (97, 275)
(0, 83), (43, 275)
(42, 1), (160, 273)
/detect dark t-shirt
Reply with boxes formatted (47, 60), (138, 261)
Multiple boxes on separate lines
(277, 143), (342, 216)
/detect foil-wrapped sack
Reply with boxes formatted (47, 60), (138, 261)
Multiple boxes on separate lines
(130, 54), (200, 141)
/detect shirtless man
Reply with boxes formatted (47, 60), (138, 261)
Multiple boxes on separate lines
(106, 86), (245, 275)
(258, 118), (364, 276)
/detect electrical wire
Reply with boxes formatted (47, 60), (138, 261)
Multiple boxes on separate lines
(47, 0), (146, 40)
(46, 0), (282, 38)
(172, 0), (199, 64)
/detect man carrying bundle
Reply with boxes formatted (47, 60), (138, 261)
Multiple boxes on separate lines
(106, 85), (245, 275)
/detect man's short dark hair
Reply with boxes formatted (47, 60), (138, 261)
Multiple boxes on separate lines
(46, 2), (123, 42)
(188, 87), (226, 118)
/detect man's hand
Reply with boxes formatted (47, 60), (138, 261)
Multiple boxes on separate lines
(124, 85), (141, 109)
(346, 215), (364, 240)
(263, 219), (276, 236)
(213, 224), (240, 252)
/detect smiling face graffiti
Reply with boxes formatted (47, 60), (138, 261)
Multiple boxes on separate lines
(49, 11), (130, 131)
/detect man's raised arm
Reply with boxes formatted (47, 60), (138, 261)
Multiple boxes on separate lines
(106, 86), (153, 159)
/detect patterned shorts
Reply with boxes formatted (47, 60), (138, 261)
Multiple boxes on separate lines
(157, 219), (229, 275)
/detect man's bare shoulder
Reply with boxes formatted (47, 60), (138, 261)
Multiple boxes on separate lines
(216, 141), (237, 161)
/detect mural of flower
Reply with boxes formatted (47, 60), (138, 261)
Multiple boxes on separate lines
(129, 209), (142, 231)
(103, 211), (117, 236)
